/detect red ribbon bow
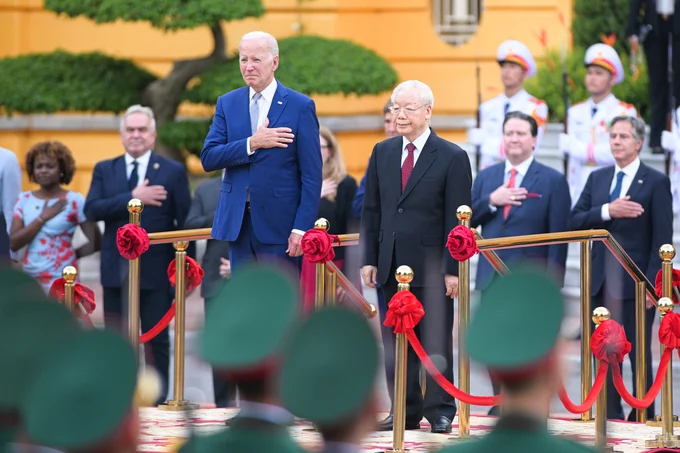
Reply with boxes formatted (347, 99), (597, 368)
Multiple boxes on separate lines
(301, 228), (339, 264)
(659, 312), (680, 354)
(48, 278), (96, 314)
(167, 256), (204, 292)
(116, 224), (150, 260)
(654, 268), (680, 303)
(591, 319), (631, 364)
(384, 291), (425, 334)
(447, 225), (479, 262)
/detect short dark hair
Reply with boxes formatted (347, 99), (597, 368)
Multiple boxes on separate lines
(25, 141), (76, 185)
(382, 100), (393, 115)
(503, 111), (538, 137)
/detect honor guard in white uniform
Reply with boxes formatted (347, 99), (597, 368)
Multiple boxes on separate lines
(468, 40), (549, 170)
(559, 43), (637, 205)
(661, 110), (680, 216)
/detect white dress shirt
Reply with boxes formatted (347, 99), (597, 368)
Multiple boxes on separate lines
(401, 128), (431, 167)
(246, 79), (278, 156)
(489, 156), (534, 212)
(601, 157), (641, 221)
(124, 150), (152, 188)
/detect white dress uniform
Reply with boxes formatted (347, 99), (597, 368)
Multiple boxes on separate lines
(661, 108), (680, 216)
(559, 43), (637, 205)
(468, 40), (548, 171)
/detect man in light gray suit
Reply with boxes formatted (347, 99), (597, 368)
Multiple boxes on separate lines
(185, 176), (234, 407)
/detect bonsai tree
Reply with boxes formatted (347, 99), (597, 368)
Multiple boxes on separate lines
(0, 0), (398, 161)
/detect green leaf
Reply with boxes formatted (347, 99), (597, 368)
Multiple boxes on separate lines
(572, 0), (630, 55)
(524, 48), (649, 123)
(0, 51), (156, 114)
(157, 120), (211, 155)
(185, 35), (398, 104)
(44, 0), (264, 31)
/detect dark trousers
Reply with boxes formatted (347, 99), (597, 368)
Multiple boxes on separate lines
(205, 295), (238, 408)
(376, 284), (395, 404)
(228, 208), (300, 276)
(644, 22), (680, 147)
(381, 274), (457, 422)
(103, 285), (172, 405)
(592, 287), (656, 420)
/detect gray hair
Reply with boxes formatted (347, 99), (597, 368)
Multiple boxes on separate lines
(390, 80), (435, 109)
(610, 115), (646, 141)
(120, 105), (156, 132)
(239, 31), (279, 57)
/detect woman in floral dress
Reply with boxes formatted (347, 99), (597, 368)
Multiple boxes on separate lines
(10, 141), (100, 292)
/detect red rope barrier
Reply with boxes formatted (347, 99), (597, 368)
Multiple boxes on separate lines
(140, 303), (176, 344)
(558, 362), (608, 413)
(611, 348), (671, 410)
(301, 228), (340, 264)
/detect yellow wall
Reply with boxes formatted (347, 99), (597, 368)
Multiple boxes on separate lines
(0, 0), (571, 191)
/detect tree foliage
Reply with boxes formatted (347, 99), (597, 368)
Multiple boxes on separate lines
(0, 51), (156, 114)
(572, 0), (631, 55)
(185, 35), (399, 104)
(524, 48), (649, 123)
(157, 120), (211, 156)
(44, 0), (264, 30)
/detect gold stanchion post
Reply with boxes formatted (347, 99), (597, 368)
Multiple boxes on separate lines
(325, 266), (337, 306)
(314, 218), (330, 310)
(457, 205), (472, 438)
(384, 265), (414, 453)
(159, 241), (198, 411)
(579, 240), (594, 422)
(62, 265), (77, 314)
(635, 280), (647, 423)
(127, 199), (143, 361)
(593, 307), (617, 452)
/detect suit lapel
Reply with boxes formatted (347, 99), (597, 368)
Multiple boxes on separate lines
(598, 166), (616, 204)
(389, 140), (403, 201)
(625, 162), (647, 201)
(115, 155), (129, 192)
(518, 160), (541, 194)
(145, 153), (161, 186)
(267, 80), (288, 127)
(399, 132), (438, 203)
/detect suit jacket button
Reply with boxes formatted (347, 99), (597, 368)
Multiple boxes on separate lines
(398, 208), (403, 213)
(392, 232), (396, 237)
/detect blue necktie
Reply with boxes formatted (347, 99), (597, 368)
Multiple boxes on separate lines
(610, 171), (625, 202)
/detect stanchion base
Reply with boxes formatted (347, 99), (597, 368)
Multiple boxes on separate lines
(645, 434), (680, 448)
(570, 417), (595, 423)
(378, 450), (409, 453)
(158, 400), (200, 411)
(645, 415), (680, 427)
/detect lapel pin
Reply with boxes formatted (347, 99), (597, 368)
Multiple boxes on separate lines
(638, 179), (643, 184)
(277, 101), (283, 105)
(153, 163), (160, 170)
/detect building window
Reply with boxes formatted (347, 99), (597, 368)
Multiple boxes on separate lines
(433, 0), (483, 46)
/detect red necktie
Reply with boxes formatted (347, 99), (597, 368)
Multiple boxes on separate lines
(504, 168), (518, 220)
(402, 143), (415, 192)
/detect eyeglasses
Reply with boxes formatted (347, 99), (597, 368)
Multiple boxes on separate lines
(389, 105), (427, 116)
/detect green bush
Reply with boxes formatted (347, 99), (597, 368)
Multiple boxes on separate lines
(186, 35), (399, 104)
(0, 51), (156, 114)
(524, 48), (649, 123)
(157, 120), (211, 156)
(572, 0), (630, 55)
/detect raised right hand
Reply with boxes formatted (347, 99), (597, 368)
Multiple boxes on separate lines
(489, 181), (528, 207)
(132, 179), (167, 207)
(361, 265), (378, 288)
(629, 35), (639, 49)
(250, 118), (295, 151)
(609, 196), (644, 219)
(41, 198), (68, 221)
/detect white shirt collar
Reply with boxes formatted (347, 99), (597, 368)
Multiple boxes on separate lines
(249, 79), (278, 103)
(402, 127), (431, 152)
(504, 155), (534, 176)
(125, 150), (152, 166)
(588, 93), (615, 109)
(502, 89), (528, 103)
(615, 156), (641, 177)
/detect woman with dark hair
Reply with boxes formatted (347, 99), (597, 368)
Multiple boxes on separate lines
(10, 141), (100, 291)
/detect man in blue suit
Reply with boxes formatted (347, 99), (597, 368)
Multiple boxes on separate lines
(471, 111), (571, 414)
(201, 31), (322, 274)
(571, 115), (673, 420)
(85, 105), (192, 402)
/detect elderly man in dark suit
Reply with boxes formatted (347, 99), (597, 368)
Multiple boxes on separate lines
(571, 115), (673, 420)
(84, 104), (192, 402)
(184, 175), (235, 408)
(361, 80), (473, 434)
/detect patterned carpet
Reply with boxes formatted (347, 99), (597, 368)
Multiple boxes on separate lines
(139, 408), (676, 452)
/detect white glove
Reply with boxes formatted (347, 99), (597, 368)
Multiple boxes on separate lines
(558, 133), (571, 154)
(468, 128), (484, 146)
(662, 130), (676, 152)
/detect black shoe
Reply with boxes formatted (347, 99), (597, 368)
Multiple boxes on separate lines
(652, 146), (666, 155)
(377, 413), (421, 431)
(429, 416), (452, 434)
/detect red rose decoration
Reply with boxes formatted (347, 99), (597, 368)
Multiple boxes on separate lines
(116, 224), (150, 260)
(301, 229), (338, 264)
(168, 257), (204, 292)
(654, 268), (680, 303)
(659, 312), (680, 351)
(48, 278), (96, 314)
(384, 291), (425, 334)
(591, 319), (631, 364)
(447, 225), (479, 262)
